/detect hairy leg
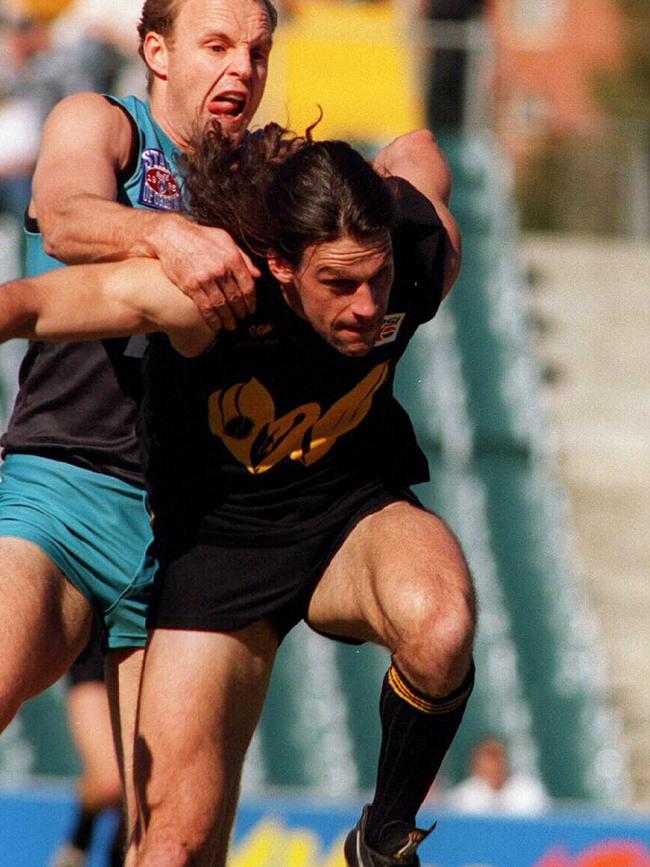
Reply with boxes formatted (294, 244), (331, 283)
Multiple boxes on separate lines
(130, 621), (278, 867)
(307, 501), (476, 852)
(307, 501), (475, 695)
(0, 537), (93, 731)
(106, 646), (145, 851)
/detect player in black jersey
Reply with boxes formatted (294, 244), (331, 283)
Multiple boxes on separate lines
(0, 125), (475, 867)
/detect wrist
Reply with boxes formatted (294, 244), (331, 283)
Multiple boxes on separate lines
(137, 211), (183, 259)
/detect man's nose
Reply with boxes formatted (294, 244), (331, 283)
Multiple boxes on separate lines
(352, 284), (379, 319)
(228, 46), (253, 80)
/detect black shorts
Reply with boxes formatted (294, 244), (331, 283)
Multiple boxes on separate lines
(149, 487), (422, 640)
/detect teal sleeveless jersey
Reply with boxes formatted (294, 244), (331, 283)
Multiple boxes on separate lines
(24, 95), (182, 276)
(2, 96), (183, 487)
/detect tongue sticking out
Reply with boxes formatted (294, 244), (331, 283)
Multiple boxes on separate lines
(209, 97), (244, 116)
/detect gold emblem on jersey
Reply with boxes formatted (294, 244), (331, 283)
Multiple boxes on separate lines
(208, 363), (389, 474)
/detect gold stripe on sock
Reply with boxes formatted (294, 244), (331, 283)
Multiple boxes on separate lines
(388, 665), (473, 715)
(388, 666), (437, 713)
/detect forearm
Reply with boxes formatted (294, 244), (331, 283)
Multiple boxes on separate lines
(0, 281), (39, 343)
(0, 264), (151, 343)
(0, 260), (213, 352)
(39, 196), (187, 266)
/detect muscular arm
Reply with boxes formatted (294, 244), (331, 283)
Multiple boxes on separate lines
(33, 93), (160, 264)
(0, 259), (213, 357)
(31, 93), (259, 330)
(373, 129), (461, 297)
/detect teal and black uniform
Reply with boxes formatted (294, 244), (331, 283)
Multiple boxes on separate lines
(0, 96), (181, 649)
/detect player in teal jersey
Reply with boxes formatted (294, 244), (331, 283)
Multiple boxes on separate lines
(0, 0), (278, 849)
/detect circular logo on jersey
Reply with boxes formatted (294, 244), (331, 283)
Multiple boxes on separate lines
(376, 312), (406, 346)
(144, 167), (179, 198)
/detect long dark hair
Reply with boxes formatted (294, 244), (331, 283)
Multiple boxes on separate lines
(181, 121), (395, 265)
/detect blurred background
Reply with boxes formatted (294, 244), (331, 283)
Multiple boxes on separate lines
(0, 0), (649, 864)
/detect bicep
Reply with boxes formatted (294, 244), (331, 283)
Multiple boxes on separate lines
(31, 94), (131, 220)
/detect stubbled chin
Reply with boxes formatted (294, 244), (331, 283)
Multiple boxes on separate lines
(207, 112), (247, 134)
(332, 336), (373, 357)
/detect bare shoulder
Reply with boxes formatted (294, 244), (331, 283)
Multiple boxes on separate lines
(32, 93), (135, 219)
(374, 130), (452, 206)
(40, 92), (133, 160)
(375, 130), (461, 297)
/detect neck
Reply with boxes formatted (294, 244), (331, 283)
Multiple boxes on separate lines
(279, 283), (306, 320)
(149, 88), (191, 151)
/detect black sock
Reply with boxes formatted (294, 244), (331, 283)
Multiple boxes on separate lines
(70, 807), (98, 852)
(365, 660), (475, 852)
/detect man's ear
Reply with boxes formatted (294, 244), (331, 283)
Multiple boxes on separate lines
(143, 31), (169, 82)
(267, 253), (295, 287)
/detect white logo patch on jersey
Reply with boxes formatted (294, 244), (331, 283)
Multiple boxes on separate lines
(375, 312), (406, 346)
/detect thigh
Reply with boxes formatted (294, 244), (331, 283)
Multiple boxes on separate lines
(0, 536), (93, 715)
(307, 500), (475, 648)
(133, 622), (278, 857)
(0, 453), (154, 651)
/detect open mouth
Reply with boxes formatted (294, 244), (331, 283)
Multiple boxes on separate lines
(208, 93), (247, 119)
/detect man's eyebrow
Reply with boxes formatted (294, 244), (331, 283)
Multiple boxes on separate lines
(317, 262), (392, 278)
(201, 28), (229, 42)
(317, 267), (349, 277)
(253, 34), (273, 51)
(200, 31), (272, 49)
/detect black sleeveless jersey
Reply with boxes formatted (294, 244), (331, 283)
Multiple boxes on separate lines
(144, 179), (447, 551)
(1, 96), (182, 487)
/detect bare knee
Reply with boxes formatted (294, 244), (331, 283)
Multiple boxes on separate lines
(134, 769), (227, 867)
(393, 572), (476, 696)
(134, 834), (195, 867)
(134, 814), (219, 867)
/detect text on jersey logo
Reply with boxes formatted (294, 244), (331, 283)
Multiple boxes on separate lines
(138, 149), (181, 211)
(375, 313), (406, 346)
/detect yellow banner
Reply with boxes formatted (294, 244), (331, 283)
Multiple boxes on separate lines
(230, 819), (347, 867)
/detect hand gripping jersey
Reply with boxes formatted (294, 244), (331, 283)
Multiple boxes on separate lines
(144, 178), (446, 558)
(1, 96), (182, 486)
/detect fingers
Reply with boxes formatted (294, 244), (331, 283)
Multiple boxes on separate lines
(158, 224), (260, 331)
(201, 254), (258, 325)
(185, 288), (229, 333)
(185, 263), (255, 332)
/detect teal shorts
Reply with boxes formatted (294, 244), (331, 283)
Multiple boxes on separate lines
(0, 454), (156, 649)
